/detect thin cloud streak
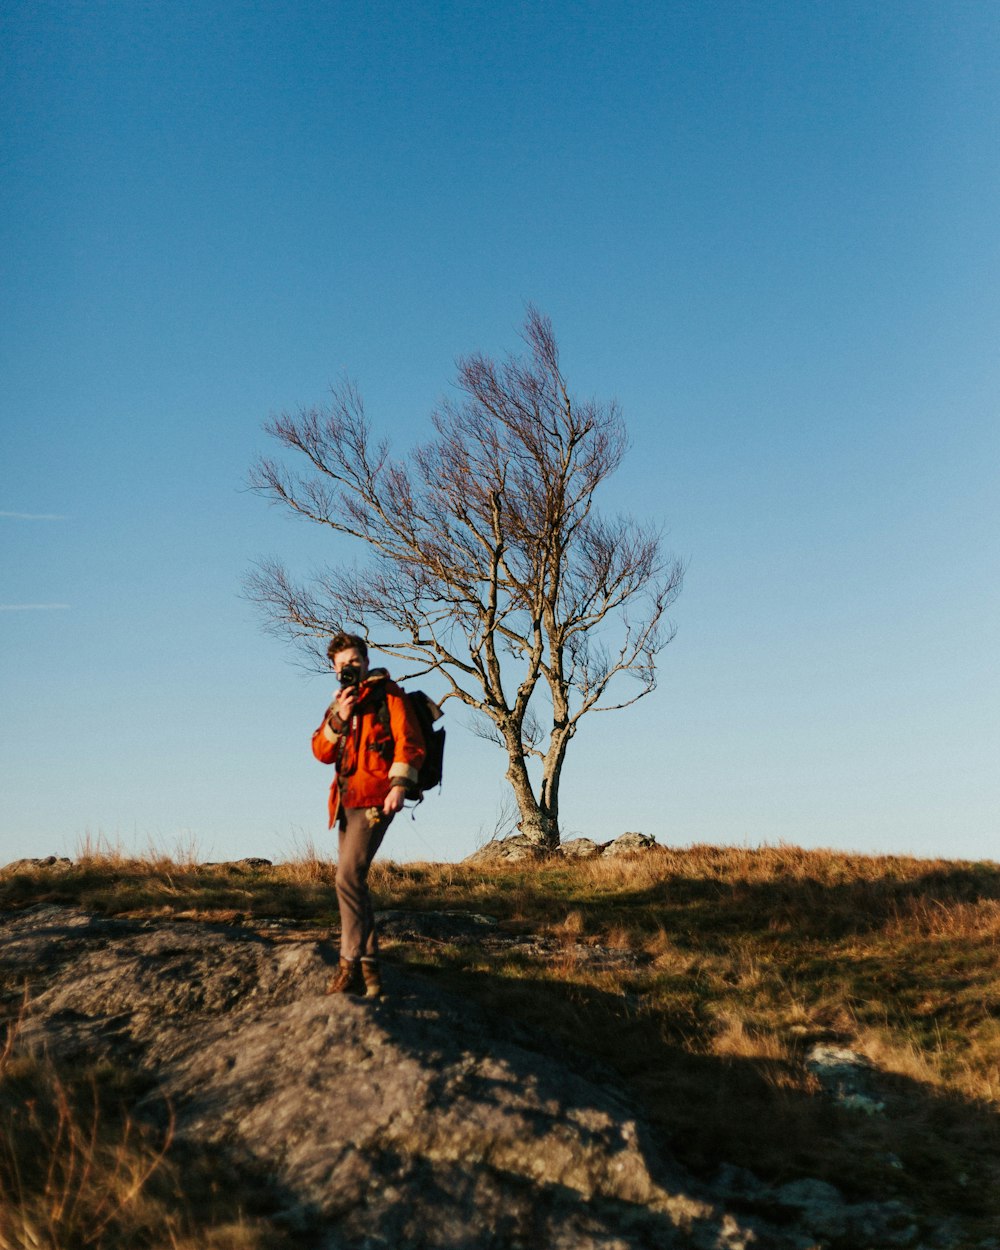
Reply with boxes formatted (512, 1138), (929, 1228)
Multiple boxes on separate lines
(0, 511), (68, 520)
(0, 603), (71, 611)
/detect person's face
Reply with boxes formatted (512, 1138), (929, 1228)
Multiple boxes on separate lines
(333, 647), (369, 681)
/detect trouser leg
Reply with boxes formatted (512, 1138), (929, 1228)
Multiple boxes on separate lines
(337, 806), (392, 959)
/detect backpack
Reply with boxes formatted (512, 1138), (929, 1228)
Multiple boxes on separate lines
(404, 689), (446, 796)
(372, 685), (445, 798)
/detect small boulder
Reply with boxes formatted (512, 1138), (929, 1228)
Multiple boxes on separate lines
(774, 1178), (848, 1240)
(2, 855), (73, 872)
(376, 910), (498, 941)
(602, 833), (659, 857)
(464, 835), (548, 865)
(558, 838), (603, 860)
(806, 1044), (886, 1115)
(202, 857), (274, 873)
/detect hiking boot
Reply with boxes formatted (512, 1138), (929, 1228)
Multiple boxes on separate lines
(326, 956), (363, 995)
(360, 957), (382, 999)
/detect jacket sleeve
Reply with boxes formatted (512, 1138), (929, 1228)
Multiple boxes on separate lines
(311, 706), (345, 765)
(386, 688), (426, 790)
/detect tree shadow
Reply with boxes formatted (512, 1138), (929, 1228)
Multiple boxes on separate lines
(380, 859), (1000, 1245)
(385, 954), (999, 1245)
(573, 858), (1000, 944)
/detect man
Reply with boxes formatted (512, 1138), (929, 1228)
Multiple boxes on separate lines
(312, 632), (425, 997)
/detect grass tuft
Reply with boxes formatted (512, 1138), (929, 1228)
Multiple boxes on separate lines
(0, 1011), (294, 1250)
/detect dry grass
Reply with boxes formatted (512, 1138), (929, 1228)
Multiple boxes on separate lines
(2, 840), (998, 1239)
(366, 844), (1000, 1230)
(0, 840), (340, 927)
(0, 1009), (294, 1250)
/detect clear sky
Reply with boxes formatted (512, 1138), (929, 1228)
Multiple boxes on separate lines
(2, 0), (997, 867)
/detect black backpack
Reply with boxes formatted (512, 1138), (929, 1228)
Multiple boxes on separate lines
(372, 685), (445, 798)
(404, 689), (446, 796)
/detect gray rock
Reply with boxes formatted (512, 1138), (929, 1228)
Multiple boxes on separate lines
(375, 909), (499, 941)
(602, 834), (659, 857)
(464, 832), (661, 863)
(843, 1201), (918, 1247)
(2, 904), (802, 1250)
(464, 835), (549, 864)
(2, 855), (73, 872)
(558, 838), (604, 859)
(719, 1172), (919, 1249)
(201, 856), (274, 871)
(773, 1179), (848, 1240)
(805, 1045), (887, 1115)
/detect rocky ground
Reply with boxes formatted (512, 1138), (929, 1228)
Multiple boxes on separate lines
(0, 903), (985, 1250)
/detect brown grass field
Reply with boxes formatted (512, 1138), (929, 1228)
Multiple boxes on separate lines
(1, 841), (998, 1248)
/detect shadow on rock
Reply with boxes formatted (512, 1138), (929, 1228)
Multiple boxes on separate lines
(1, 904), (995, 1249)
(1, 905), (794, 1249)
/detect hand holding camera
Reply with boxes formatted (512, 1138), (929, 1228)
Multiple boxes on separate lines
(338, 663), (362, 688)
(332, 687), (357, 723)
(332, 662), (363, 724)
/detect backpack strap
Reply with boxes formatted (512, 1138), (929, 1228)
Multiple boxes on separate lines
(374, 685), (392, 734)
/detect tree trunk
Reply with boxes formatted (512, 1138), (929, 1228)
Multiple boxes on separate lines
(538, 729), (570, 848)
(503, 732), (560, 851)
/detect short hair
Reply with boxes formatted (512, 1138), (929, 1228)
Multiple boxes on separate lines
(326, 632), (368, 665)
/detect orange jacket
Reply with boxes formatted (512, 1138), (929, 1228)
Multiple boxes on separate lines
(311, 669), (426, 828)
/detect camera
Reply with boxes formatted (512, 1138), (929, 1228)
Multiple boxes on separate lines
(338, 663), (362, 688)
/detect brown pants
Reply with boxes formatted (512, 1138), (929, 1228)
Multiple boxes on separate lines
(336, 806), (393, 958)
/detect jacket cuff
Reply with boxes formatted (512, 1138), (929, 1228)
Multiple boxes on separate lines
(319, 713), (344, 745)
(389, 762), (419, 789)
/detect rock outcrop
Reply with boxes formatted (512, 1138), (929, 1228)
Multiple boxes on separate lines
(1, 905), (784, 1248)
(466, 832), (661, 864)
(2, 855), (73, 871)
(0, 905), (928, 1249)
(464, 835), (549, 864)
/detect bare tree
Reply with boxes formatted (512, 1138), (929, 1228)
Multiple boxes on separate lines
(247, 308), (683, 850)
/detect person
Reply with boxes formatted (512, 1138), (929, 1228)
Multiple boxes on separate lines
(312, 632), (425, 998)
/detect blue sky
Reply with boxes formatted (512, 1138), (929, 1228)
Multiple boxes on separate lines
(2, 0), (997, 866)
